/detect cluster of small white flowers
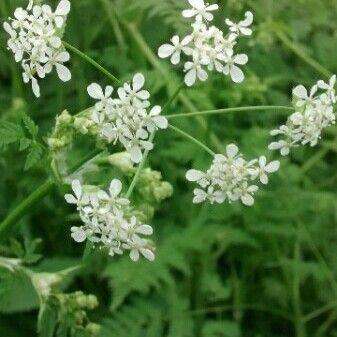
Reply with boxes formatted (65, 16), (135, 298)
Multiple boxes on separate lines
(269, 75), (337, 155)
(158, 0), (253, 86)
(65, 179), (155, 262)
(87, 73), (168, 164)
(186, 144), (280, 206)
(3, 0), (71, 97)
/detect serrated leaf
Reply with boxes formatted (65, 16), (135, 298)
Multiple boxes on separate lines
(0, 121), (24, 147)
(22, 113), (39, 138)
(19, 138), (32, 151)
(25, 142), (44, 170)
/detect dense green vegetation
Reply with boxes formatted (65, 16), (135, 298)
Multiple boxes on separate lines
(1, 0), (337, 336)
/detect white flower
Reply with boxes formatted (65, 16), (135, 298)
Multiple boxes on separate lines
(123, 236), (155, 262)
(142, 106), (168, 132)
(186, 144), (278, 206)
(256, 156), (280, 184)
(86, 74), (165, 164)
(317, 75), (336, 104)
(65, 179), (156, 262)
(182, 0), (219, 22)
(184, 57), (208, 86)
(270, 78), (337, 155)
(225, 11), (254, 36)
(64, 180), (89, 210)
(158, 35), (192, 65)
(22, 64), (40, 98)
(118, 73), (150, 106)
(3, 0), (72, 97)
(159, 2), (253, 87)
(44, 51), (71, 82)
(223, 51), (248, 83)
(87, 83), (113, 110)
(237, 183), (258, 206)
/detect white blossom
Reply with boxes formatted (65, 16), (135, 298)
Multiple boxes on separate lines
(182, 0), (219, 22)
(269, 76), (337, 155)
(65, 179), (155, 262)
(225, 11), (254, 36)
(86, 73), (168, 163)
(158, 3), (253, 86)
(186, 144), (280, 206)
(3, 0), (71, 97)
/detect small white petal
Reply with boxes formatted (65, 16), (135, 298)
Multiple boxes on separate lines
(226, 144), (239, 159)
(133, 73), (145, 91)
(158, 44), (175, 58)
(137, 225), (153, 235)
(56, 63), (71, 82)
(186, 169), (204, 181)
(140, 248), (155, 261)
(87, 83), (104, 100)
(109, 179), (122, 197)
(265, 160), (280, 173)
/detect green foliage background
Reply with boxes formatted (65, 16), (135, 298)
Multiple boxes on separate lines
(1, 0), (337, 336)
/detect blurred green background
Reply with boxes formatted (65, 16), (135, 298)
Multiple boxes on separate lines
(1, 0), (337, 336)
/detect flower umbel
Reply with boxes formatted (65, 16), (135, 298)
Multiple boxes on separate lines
(269, 75), (337, 155)
(86, 73), (168, 164)
(65, 179), (155, 262)
(158, 1), (253, 86)
(3, 0), (71, 97)
(186, 144), (279, 206)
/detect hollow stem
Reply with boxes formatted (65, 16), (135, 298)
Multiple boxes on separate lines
(168, 124), (216, 157)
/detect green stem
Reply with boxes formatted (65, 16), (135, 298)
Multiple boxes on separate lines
(276, 31), (332, 79)
(63, 41), (122, 86)
(293, 224), (306, 337)
(125, 82), (185, 198)
(0, 181), (54, 239)
(0, 149), (102, 241)
(126, 132), (155, 198)
(167, 105), (294, 119)
(168, 124), (216, 157)
(162, 81), (185, 114)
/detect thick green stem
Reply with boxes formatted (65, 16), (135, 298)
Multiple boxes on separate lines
(0, 181), (54, 239)
(63, 41), (122, 86)
(168, 124), (216, 157)
(167, 105), (294, 119)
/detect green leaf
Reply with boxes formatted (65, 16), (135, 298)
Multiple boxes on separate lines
(22, 113), (39, 138)
(0, 121), (24, 147)
(0, 269), (39, 313)
(19, 138), (32, 151)
(25, 142), (44, 170)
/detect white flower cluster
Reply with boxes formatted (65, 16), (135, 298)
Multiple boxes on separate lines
(87, 73), (168, 164)
(186, 144), (280, 206)
(65, 179), (155, 262)
(158, 0), (253, 86)
(269, 75), (337, 155)
(3, 0), (71, 97)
